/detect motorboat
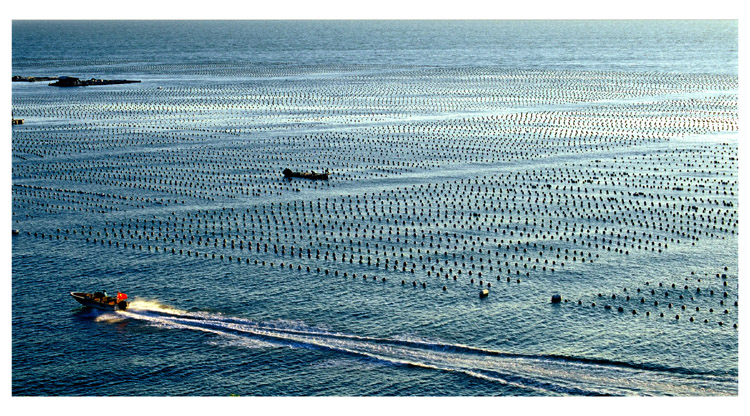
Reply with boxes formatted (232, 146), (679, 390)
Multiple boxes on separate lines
(71, 291), (129, 311)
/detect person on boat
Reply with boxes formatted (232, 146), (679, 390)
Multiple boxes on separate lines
(116, 292), (128, 309)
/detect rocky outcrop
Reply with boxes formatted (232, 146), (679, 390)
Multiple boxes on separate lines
(13, 75), (59, 82)
(49, 77), (141, 87)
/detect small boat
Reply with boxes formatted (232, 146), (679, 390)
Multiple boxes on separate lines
(71, 291), (129, 311)
(282, 168), (329, 180)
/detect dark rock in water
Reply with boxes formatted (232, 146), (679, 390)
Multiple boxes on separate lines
(49, 76), (141, 87)
(283, 167), (329, 180)
(13, 75), (59, 82)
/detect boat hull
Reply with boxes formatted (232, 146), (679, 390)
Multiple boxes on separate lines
(71, 292), (128, 311)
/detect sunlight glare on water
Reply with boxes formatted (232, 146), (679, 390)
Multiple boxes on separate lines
(12, 20), (738, 396)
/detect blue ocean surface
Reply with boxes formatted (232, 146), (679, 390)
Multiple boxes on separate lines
(11, 20), (738, 396)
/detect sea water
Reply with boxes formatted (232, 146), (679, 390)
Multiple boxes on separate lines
(11, 20), (738, 396)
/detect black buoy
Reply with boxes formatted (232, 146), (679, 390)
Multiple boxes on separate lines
(551, 294), (562, 304)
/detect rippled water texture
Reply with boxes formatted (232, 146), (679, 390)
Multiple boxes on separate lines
(12, 20), (738, 396)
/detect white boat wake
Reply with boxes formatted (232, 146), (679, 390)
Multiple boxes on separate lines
(110, 299), (736, 396)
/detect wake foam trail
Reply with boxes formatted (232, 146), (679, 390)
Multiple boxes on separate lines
(127, 299), (188, 315)
(117, 301), (737, 396)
